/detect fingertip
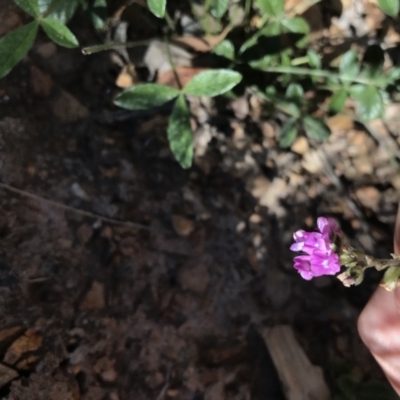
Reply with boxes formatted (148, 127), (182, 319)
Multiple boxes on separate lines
(393, 202), (400, 254)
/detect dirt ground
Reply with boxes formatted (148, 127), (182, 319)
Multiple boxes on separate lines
(1, 1), (400, 399)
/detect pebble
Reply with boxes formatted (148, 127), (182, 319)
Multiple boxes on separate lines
(291, 136), (309, 155)
(355, 186), (380, 211)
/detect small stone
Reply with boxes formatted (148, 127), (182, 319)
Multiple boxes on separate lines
(0, 364), (18, 389)
(77, 224), (93, 245)
(230, 96), (249, 120)
(231, 121), (247, 149)
(81, 281), (105, 310)
(249, 214), (262, 224)
(93, 357), (117, 383)
(172, 215), (194, 237)
(16, 355), (39, 370)
(0, 327), (24, 352)
(58, 238), (73, 249)
(291, 136), (309, 155)
(52, 90), (88, 123)
(35, 42), (57, 59)
(4, 329), (43, 365)
(0, 11), (22, 37)
(355, 186), (380, 211)
(30, 66), (54, 98)
(249, 176), (270, 199)
(353, 156), (373, 175)
(178, 264), (210, 295)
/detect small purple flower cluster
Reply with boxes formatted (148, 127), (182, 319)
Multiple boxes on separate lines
(290, 217), (341, 280)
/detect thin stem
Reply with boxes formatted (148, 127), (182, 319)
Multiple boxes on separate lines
(82, 39), (154, 55)
(0, 182), (160, 232)
(164, 9), (176, 32)
(164, 36), (182, 90)
(254, 65), (385, 88)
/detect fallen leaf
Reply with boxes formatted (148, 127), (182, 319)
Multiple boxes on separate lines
(157, 67), (207, 89)
(171, 25), (232, 53)
(4, 329), (43, 365)
(115, 63), (140, 88)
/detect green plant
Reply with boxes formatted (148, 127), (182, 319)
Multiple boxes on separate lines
(0, 0), (81, 79)
(114, 69), (242, 168)
(378, 0), (399, 17)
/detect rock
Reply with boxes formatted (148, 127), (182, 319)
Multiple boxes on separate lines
(4, 329), (43, 365)
(93, 357), (117, 383)
(0, 326), (24, 352)
(230, 96), (249, 120)
(0, 363), (18, 389)
(16, 355), (39, 370)
(291, 136), (309, 155)
(249, 214), (262, 224)
(0, 10), (22, 37)
(30, 66), (55, 98)
(172, 215), (195, 237)
(35, 42), (57, 59)
(231, 121), (247, 150)
(51, 90), (89, 123)
(355, 186), (380, 211)
(178, 264), (210, 295)
(77, 224), (93, 245)
(81, 281), (105, 310)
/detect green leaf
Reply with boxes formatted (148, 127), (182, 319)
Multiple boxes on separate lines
(307, 50), (321, 69)
(351, 84), (384, 121)
(210, 0), (229, 18)
(167, 95), (193, 169)
(255, 0), (284, 16)
(386, 66), (400, 83)
(285, 83), (304, 99)
(279, 118), (298, 148)
(378, 0), (399, 16)
(275, 100), (301, 118)
(84, 0), (107, 30)
(40, 18), (79, 48)
(281, 17), (310, 34)
(329, 89), (347, 114)
(0, 21), (38, 80)
(281, 17), (310, 47)
(38, 0), (80, 23)
(303, 116), (331, 140)
(239, 22), (281, 55)
(339, 50), (359, 79)
(213, 40), (235, 60)
(14, 0), (40, 18)
(183, 69), (242, 97)
(114, 84), (179, 110)
(148, 0), (166, 18)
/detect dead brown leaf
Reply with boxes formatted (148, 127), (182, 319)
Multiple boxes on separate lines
(157, 67), (207, 89)
(171, 25), (232, 53)
(116, 63), (140, 88)
(4, 329), (43, 365)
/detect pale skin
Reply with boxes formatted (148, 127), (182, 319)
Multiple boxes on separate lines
(358, 202), (400, 395)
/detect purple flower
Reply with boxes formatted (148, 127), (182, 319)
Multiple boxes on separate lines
(291, 217), (341, 280)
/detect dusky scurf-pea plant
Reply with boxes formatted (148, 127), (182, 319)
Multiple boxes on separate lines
(291, 217), (400, 291)
(4, 0), (400, 169)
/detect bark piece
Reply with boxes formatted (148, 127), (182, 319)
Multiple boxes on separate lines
(0, 363), (18, 388)
(3, 329), (43, 365)
(262, 325), (330, 400)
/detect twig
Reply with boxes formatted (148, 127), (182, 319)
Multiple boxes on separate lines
(82, 39), (154, 55)
(0, 182), (157, 232)
(164, 36), (183, 90)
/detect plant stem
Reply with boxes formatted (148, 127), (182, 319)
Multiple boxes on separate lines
(254, 65), (385, 87)
(164, 36), (182, 90)
(82, 39), (154, 55)
(164, 10), (176, 32)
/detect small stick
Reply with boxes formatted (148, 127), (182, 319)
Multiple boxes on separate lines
(0, 181), (155, 231)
